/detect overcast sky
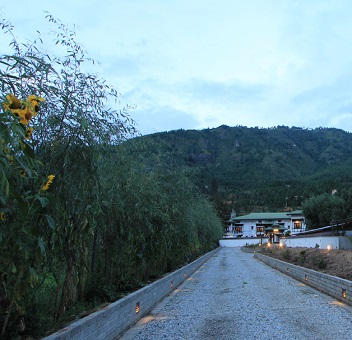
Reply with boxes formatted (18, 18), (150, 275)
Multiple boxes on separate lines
(2, 1), (352, 135)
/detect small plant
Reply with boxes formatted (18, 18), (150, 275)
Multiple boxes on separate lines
(299, 250), (307, 263)
(312, 256), (327, 269)
(283, 249), (291, 260)
(315, 243), (320, 248)
(245, 243), (260, 248)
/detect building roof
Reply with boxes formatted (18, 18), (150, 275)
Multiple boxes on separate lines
(230, 212), (293, 222)
(287, 210), (303, 216)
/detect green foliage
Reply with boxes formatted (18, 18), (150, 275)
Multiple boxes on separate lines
(0, 91), (52, 336)
(302, 193), (346, 229)
(312, 256), (327, 269)
(92, 141), (223, 289)
(282, 249), (291, 260)
(0, 14), (223, 338)
(299, 250), (307, 263)
(130, 126), (352, 214)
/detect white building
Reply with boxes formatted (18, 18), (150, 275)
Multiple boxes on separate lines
(224, 210), (306, 241)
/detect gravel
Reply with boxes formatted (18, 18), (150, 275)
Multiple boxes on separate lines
(120, 247), (352, 339)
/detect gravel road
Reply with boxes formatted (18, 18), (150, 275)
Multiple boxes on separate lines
(120, 247), (352, 339)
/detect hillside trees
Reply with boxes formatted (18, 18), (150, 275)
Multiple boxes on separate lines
(0, 15), (223, 338)
(302, 193), (346, 229)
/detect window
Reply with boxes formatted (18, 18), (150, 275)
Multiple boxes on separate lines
(235, 226), (243, 233)
(256, 226), (264, 233)
(293, 221), (302, 229)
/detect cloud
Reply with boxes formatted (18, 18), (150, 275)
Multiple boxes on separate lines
(132, 106), (201, 135)
(180, 79), (269, 104)
(5, 0), (352, 135)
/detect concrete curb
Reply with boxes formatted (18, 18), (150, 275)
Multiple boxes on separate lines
(254, 252), (352, 306)
(43, 247), (220, 340)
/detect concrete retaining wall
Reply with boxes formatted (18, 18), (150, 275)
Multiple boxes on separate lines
(281, 236), (339, 249)
(254, 252), (352, 306)
(221, 235), (352, 250)
(220, 237), (268, 247)
(44, 248), (220, 340)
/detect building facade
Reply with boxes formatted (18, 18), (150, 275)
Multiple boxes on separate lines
(224, 210), (306, 240)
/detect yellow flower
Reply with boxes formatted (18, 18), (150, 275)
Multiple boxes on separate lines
(25, 127), (34, 139)
(42, 174), (55, 191)
(19, 169), (27, 177)
(48, 174), (55, 182)
(20, 107), (33, 125)
(11, 108), (32, 124)
(2, 94), (44, 125)
(3, 94), (22, 111)
(27, 95), (44, 117)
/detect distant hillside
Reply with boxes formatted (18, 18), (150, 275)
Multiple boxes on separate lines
(124, 125), (352, 217)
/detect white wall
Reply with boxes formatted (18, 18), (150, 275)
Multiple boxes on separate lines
(220, 238), (268, 247)
(281, 236), (339, 249)
(220, 236), (352, 249)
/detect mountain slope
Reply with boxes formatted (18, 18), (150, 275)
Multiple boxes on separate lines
(125, 125), (352, 214)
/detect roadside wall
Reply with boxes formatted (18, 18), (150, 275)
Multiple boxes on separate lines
(221, 236), (352, 249)
(254, 252), (352, 306)
(43, 248), (220, 340)
(281, 236), (340, 249)
(339, 236), (352, 250)
(220, 238), (268, 247)
(281, 236), (352, 250)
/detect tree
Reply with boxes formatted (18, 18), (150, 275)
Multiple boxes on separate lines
(302, 193), (346, 229)
(1, 13), (136, 333)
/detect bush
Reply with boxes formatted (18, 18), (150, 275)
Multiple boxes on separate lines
(282, 249), (291, 260)
(299, 250), (307, 263)
(312, 256), (327, 269)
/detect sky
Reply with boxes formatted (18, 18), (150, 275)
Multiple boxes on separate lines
(2, 1), (352, 135)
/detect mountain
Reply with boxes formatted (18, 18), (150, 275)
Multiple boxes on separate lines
(124, 125), (352, 216)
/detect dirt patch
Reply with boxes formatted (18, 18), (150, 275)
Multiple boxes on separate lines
(245, 245), (352, 281)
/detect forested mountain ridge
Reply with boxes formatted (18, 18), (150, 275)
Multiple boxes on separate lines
(126, 125), (352, 216)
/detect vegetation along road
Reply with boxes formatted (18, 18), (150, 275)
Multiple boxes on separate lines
(122, 248), (352, 339)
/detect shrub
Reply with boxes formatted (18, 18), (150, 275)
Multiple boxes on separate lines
(299, 250), (307, 263)
(282, 249), (291, 260)
(312, 256), (327, 269)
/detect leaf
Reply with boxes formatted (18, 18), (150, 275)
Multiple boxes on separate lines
(36, 195), (49, 208)
(11, 189), (29, 217)
(11, 264), (17, 273)
(21, 141), (35, 159)
(0, 122), (10, 143)
(0, 171), (10, 203)
(45, 214), (56, 230)
(38, 238), (45, 254)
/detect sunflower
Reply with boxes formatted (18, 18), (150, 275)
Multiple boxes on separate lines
(42, 174), (55, 191)
(3, 94), (22, 111)
(27, 95), (44, 117)
(3, 94), (44, 124)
